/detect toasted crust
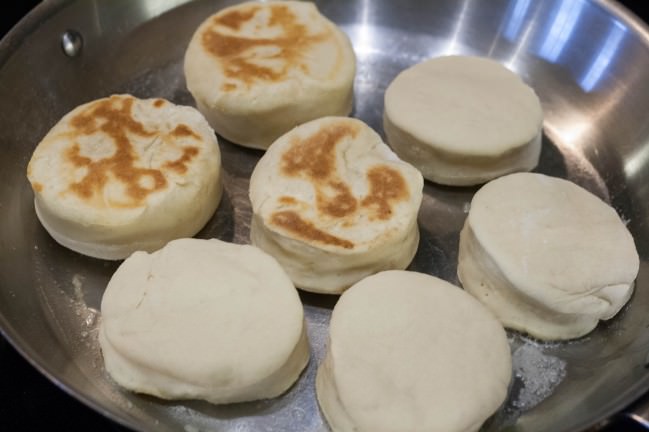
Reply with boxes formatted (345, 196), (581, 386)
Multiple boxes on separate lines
(249, 117), (423, 293)
(184, 1), (356, 149)
(27, 95), (222, 259)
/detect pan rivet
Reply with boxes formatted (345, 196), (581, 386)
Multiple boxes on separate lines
(61, 30), (83, 57)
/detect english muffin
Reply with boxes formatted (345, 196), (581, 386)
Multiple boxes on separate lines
(184, 0), (356, 149)
(99, 238), (309, 403)
(249, 116), (423, 294)
(316, 270), (512, 432)
(458, 173), (639, 340)
(27, 94), (222, 260)
(384, 55), (543, 186)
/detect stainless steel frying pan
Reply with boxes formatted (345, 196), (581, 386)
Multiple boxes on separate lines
(2, 0), (649, 431)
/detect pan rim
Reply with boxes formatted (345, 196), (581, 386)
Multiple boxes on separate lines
(1, 0), (649, 431)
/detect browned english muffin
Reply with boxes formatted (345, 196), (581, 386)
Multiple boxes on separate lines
(249, 116), (423, 294)
(184, 1), (356, 149)
(27, 94), (222, 259)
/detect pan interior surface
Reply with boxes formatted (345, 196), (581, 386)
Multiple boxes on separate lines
(1, 0), (649, 431)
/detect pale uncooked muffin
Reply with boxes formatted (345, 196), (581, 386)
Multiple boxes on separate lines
(384, 55), (543, 186)
(316, 270), (512, 432)
(249, 117), (423, 294)
(184, 0), (356, 150)
(99, 238), (309, 404)
(458, 172), (639, 340)
(26, 95), (222, 260)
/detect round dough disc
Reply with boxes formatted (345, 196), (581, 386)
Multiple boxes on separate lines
(99, 238), (309, 404)
(384, 55), (543, 185)
(316, 270), (512, 432)
(249, 116), (423, 294)
(458, 172), (639, 340)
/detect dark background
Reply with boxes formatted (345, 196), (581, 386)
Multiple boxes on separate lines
(2, 1), (649, 431)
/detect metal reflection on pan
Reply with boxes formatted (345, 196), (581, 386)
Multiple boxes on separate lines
(1, 1), (649, 431)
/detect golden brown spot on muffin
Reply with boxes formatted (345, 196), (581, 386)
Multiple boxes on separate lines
(201, 4), (333, 91)
(214, 6), (259, 30)
(281, 123), (359, 218)
(282, 123), (356, 179)
(32, 182), (43, 193)
(164, 146), (200, 174)
(270, 210), (353, 249)
(316, 180), (357, 218)
(278, 196), (298, 205)
(171, 124), (201, 140)
(153, 99), (165, 108)
(361, 166), (409, 221)
(64, 95), (202, 207)
(281, 122), (358, 183)
(272, 121), (410, 244)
